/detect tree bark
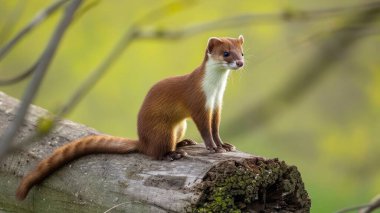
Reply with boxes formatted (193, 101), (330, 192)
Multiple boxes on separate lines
(0, 91), (311, 212)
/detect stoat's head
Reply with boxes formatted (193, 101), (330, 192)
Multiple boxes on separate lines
(206, 35), (244, 70)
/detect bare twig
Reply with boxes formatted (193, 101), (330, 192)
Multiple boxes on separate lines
(0, 0), (70, 86)
(0, 0), (70, 62)
(56, 29), (137, 117)
(0, 0), (26, 44)
(0, 0), (82, 158)
(136, 1), (379, 40)
(336, 204), (373, 213)
(360, 195), (380, 213)
(223, 2), (380, 137)
(56, 0), (196, 117)
(0, 61), (37, 85)
(0, 0), (99, 86)
(73, 0), (101, 22)
(336, 194), (380, 213)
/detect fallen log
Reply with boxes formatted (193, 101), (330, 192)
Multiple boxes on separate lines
(0, 91), (311, 212)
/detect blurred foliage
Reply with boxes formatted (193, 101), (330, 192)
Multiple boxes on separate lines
(0, 0), (379, 212)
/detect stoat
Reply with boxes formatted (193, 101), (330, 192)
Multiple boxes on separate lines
(16, 35), (245, 200)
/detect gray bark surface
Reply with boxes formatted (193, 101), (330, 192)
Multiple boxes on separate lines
(0, 91), (310, 212)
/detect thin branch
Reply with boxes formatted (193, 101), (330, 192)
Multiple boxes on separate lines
(336, 194), (380, 213)
(0, 61), (37, 85)
(360, 195), (380, 213)
(56, 29), (137, 117)
(56, 0), (196, 117)
(73, 0), (101, 22)
(0, 0), (26, 44)
(223, 2), (380, 137)
(0, 0), (72, 86)
(0, 0), (100, 87)
(336, 204), (372, 213)
(0, 0), (70, 62)
(136, 1), (380, 40)
(0, 0), (82, 158)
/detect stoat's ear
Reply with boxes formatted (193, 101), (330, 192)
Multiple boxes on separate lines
(238, 35), (244, 45)
(207, 37), (222, 54)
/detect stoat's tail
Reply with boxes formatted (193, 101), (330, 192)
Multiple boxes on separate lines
(16, 135), (138, 200)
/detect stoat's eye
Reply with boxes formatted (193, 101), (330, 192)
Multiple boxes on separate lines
(223, 51), (230, 57)
(242, 53), (244, 56)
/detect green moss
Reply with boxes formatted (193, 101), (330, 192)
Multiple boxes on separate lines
(192, 158), (311, 213)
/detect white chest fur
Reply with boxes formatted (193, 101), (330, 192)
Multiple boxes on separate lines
(202, 59), (230, 110)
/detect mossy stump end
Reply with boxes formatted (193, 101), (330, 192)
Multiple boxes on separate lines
(193, 158), (310, 212)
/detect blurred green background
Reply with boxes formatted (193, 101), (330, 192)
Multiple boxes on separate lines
(1, 0), (379, 212)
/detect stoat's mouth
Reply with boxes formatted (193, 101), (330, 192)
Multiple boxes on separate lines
(228, 63), (243, 70)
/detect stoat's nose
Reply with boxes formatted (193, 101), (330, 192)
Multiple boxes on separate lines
(236, 60), (244, 68)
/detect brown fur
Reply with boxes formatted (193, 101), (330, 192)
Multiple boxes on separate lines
(16, 36), (244, 200)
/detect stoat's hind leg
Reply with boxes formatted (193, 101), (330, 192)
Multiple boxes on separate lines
(174, 119), (198, 148)
(174, 120), (187, 142)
